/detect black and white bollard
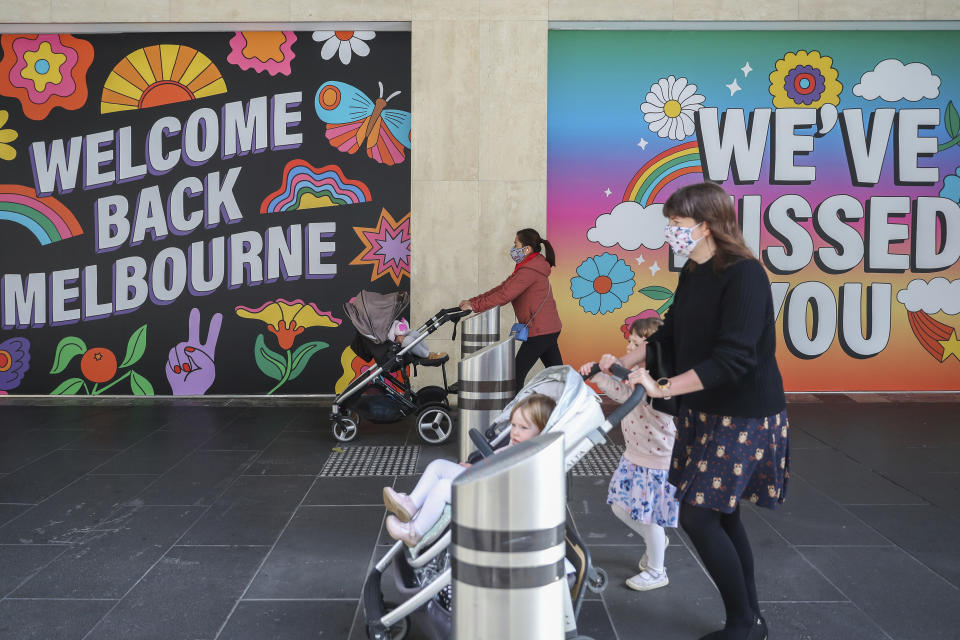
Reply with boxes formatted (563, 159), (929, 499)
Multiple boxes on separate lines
(456, 336), (515, 462)
(459, 307), (500, 357)
(451, 432), (567, 639)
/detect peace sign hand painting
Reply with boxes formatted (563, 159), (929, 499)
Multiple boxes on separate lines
(166, 308), (223, 395)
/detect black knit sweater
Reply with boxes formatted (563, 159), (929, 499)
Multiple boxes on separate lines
(648, 257), (786, 418)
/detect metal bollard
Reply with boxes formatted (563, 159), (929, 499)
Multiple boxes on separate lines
(451, 432), (567, 640)
(460, 307), (501, 357)
(457, 337), (515, 462)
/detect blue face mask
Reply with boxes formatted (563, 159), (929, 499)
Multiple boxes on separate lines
(510, 247), (526, 263)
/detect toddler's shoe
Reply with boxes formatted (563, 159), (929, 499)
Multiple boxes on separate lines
(626, 567), (669, 591)
(427, 351), (447, 360)
(638, 534), (669, 571)
(383, 487), (417, 522)
(386, 514), (423, 547)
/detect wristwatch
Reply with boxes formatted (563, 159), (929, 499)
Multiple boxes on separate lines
(656, 377), (672, 398)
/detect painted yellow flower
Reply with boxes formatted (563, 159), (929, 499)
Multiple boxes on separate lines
(236, 298), (341, 350)
(0, 110), (17, 161)
(769, 50), (842, 109)
(20, 41), (67, 92)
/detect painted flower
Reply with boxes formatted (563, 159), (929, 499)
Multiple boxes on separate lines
(941, 167), (960, 203)
(0, 34), (94, 120)
(769, 51), (842, 109)
(571, 253), (636, 315)
(312, 31), (375, 65)
(236, 298), (341, 350)
(620, 309), (662, 340)
(641, 76), (705, 141)
(0, 109), (17, 160)
(0, 337), (30, 392)
(227, 31), (297, 76)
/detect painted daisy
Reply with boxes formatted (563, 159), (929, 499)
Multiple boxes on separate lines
(570, 253), (635, 315)
(312, 31), (375, 65)
(641, 76), (705, 141)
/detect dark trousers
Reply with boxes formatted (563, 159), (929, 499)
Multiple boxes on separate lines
(515, 331), (563, 387)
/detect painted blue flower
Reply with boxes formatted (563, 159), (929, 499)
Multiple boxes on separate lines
(940, 167), (960, 202)
(570, 253), (635, 315)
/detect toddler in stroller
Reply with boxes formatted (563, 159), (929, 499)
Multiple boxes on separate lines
(330, 290), (469, 444)
(382, 393), (556, 546)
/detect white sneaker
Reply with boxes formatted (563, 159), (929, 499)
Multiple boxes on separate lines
(626, 568), (669, 591)
(639, 534), (669, 571)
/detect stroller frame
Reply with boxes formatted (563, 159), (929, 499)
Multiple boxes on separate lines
(331, 306), (470, 443)
(362, 365), (645, 640)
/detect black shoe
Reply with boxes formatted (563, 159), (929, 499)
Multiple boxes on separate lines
(750, 616), (768, 640)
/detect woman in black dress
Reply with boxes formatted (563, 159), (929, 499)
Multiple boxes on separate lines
(602, 182), (788, 640)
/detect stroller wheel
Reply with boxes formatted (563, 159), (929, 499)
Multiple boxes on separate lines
(366, 610), (409, 640)
(332, 416), (359, 442)
(587, 566), (608, 593)
(416, 406), (454, 445)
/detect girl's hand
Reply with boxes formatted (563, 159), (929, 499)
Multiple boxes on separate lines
(578, 362), (598, 377)
(459, 300), (473, 311)
(459, 462), (473, 468)
(598, 353), (621, 373)
(627, 368), (661, 398)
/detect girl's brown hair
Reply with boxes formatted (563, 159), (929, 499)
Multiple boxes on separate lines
(511, 393), (556, 432)
(516, 228), (556, 267)
(663, 182), (755, 271)
(629, 317), (663, 339)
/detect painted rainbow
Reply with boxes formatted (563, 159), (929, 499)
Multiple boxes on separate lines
(624, 140), (703, 205)
(260, 160), (372, 213)
(0, 185), (83, 245)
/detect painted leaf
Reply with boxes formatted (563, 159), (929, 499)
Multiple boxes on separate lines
(51, 377), (84, 395)
(288, 341), (329, 382)
(639, 285), (674, 301)
(119, 324), (148, 368)
(656, 296), (675, 314)
(130, 371), (154, 396)
(946, 101), (960, 139)
(50, 336), (87, 374)
(254, 334), (286, 381)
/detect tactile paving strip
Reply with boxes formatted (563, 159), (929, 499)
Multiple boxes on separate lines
(570, 443), (625, 477)
(319, 445), (420, 477)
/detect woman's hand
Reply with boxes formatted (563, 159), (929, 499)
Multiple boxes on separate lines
(459, 300), (473, 311)
(598, 353), (621, 373)
(627, 367), (662, 398)
(578, 362), (598, 377)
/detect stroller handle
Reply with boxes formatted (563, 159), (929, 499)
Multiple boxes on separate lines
(584, 362), (648, 430)
(469, 428), (496, 458)
(584, 362), (633, 382)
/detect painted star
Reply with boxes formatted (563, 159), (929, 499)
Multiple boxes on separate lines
(635, 253), (645, 265)
(351, 208), (411, 286)
(604, 188), (612, 197)
(937, 330), (960, 362)
(741, 62), (753, 77)
(649, 261), (660, 276)
(727, 78), (742, 96)
(637, 138), (648, 150)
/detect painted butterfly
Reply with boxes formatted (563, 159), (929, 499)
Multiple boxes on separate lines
(314, 81), (411, 166)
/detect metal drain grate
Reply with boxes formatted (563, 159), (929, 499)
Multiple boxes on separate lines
(319, 445), (420, 477)
(571, 443), (624, 477)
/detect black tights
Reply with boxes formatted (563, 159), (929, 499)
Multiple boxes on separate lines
(679, 503), (759, 637)
(514, 332), (562, 386)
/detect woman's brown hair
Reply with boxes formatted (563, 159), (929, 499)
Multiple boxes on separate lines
(511, 393), (556, 432)
(663, 182), (755, 271)
(516, 228), (556, 267)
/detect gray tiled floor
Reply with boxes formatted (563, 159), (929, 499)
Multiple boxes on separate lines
(0, 399), (958, 639)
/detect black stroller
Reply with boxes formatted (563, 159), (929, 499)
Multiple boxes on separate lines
(330, 290), (470, 443)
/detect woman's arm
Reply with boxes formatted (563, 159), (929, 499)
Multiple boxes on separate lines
(628, 366), (704, 399)
(467, 269), (537, 313)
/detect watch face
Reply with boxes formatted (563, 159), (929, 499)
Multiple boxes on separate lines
(657, 377), (670, 387)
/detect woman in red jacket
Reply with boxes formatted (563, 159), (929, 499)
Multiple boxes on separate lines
(459, 228), (563, 386)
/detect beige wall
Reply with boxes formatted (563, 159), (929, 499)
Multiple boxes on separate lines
(4, 0), (959, 387)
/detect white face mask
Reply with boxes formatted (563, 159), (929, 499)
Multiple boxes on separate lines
(664, 222), (702, 257)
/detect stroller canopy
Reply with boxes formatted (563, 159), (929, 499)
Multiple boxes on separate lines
(344, 290), (409, 343)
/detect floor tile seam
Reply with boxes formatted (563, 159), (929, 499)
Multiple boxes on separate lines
(0, 502), (36, 506)
(596, 586), (622, 640)
(211, 428), (338, 640)
(2, 596), (118, 601)
(172, 544), (272, 548)
(347, 500), (391, 640)
(81, 424), (168, 476)
(241, 597), (361, 602)
(2, 543), (70, 599)
(794, 448), (932, 506)
(77, 422), (296, 640)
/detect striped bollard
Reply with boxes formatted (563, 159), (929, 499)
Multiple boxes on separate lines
(460, 307), (500, 357)
(451, 432), (566, 639)
(456, 337), (515, 462)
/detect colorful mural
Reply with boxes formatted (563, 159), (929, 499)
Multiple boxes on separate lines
(548, 30), (960, 391)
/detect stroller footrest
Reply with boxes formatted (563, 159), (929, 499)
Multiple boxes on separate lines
(413, 354), (449, 367)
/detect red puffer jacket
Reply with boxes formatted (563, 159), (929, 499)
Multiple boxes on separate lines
(469, 253), (562, 337)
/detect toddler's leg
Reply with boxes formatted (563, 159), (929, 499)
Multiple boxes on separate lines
(412, 478), (452, 536)
(611, 504), (668, 570)
(410, 459), (464, 508)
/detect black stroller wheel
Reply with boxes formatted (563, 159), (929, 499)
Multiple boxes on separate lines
(416, 406), (453, 445)
(587, 566), (608, 593)
(366, 607), (409, 640)
(332, 416), (359, 442)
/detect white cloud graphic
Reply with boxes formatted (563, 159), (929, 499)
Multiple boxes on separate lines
(896, 278), (960, 315)
(853, 59), (941, 102)
(587, 202), (666, 251)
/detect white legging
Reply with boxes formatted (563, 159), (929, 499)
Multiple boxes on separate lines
(611, 503), (668, 572)
(409, 459), (465, 535)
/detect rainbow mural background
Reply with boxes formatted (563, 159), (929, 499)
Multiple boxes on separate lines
(548, 30), (960, 391)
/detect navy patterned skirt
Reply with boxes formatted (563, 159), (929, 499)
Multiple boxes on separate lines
(667, 408), (790, 512)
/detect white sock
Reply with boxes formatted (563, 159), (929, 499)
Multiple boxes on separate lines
(611, 504), (667, 572)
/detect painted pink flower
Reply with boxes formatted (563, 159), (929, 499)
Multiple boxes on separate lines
(0, 34), (94, 120)
(0, 337), (30, 392)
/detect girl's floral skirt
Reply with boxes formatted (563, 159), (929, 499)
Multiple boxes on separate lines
(606, 457), (679, 527)
(668, 408), (790, 513)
